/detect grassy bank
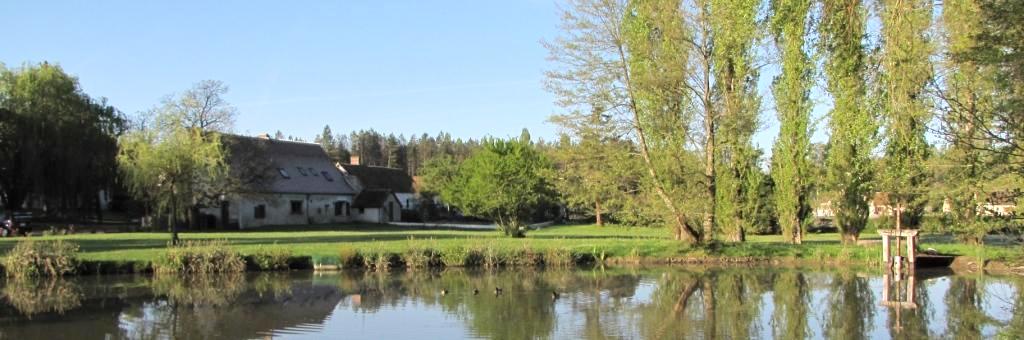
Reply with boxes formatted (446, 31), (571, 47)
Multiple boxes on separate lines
(0, 224), (1020, 273)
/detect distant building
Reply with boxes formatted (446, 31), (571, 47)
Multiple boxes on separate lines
(942, 191), (1019, 217)
(201, 134), (358, 229)
(337, 156), (417, 219)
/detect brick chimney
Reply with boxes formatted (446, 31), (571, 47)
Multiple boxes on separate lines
(349, 155), (360, 165)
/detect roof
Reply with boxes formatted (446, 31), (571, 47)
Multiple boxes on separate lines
(221, 135), (357, 195)
(338, 164), (414, 193)
(353, 189), (399, 208)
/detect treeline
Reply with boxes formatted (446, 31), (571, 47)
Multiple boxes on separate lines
(278, 126), (484, 176)
(540, 0), (1024, 245)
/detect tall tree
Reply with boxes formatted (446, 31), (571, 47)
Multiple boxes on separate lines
(155, 80), (237, 132)
(770, 0), (814, 244)
(621, 0), (705, 243)
(711, 0), (762, 242)
(549, 107), (638, 226)
(878, 0), (934, 227)
(0, 63), (125, 219)
(819, 0), (875, 243)
(117, 122), (227, 243)
(934, 0), (1005, 243)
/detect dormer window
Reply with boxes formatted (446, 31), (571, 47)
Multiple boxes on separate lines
(309, 167), (317, 176)
(322, 171), (334, 181)
(278, 168), (290, 179)
(297, 167), (308, 176)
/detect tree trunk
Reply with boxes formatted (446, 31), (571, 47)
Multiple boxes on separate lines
(703, 108), (716, 244)
(595, 201), (603, 226)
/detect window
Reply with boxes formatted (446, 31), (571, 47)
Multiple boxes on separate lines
(277, 168), (290, 179)
(290, 200), (303, 215)
(334, 201), (346, 216)
(254, 205), (266, 219)
(358, 207), (365, 214)
(322, 171), (334, 182)
(297, 167), (308, 176)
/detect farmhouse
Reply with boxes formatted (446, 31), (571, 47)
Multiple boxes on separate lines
(201, 134), (358, 229)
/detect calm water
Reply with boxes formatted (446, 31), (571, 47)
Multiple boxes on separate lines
(0, 266), (1021, 339)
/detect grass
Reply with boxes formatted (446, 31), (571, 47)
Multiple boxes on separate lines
(0, 223), (1019, 268)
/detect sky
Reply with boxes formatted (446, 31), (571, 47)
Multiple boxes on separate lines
(2, 0), (816, 152)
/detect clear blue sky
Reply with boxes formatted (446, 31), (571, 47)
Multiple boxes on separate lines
(3, 0), (813, 151)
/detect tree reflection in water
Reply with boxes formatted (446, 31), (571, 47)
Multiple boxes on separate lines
(0, 266), (1022, 339)
(2, 278), (82, 317)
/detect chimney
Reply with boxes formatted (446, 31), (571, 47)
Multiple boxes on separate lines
(257, 133), (271, 139)
(349, 155), (360, 165)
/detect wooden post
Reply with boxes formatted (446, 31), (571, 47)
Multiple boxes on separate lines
(907, 235), (916, 264)
(882, 234), (891, 265)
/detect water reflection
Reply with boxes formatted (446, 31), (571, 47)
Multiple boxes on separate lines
(0, 266), (1021, 339)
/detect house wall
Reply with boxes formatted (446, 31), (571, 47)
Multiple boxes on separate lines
(199, 193), (355, 229)
(396, 192), (416, 210)
(352, 195), (403, 223)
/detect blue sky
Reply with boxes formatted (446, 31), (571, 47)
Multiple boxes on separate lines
(2, 0), (817, 151)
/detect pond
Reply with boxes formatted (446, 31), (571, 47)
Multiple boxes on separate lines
(0, 266), (1021, 339)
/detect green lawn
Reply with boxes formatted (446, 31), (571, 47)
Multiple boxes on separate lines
(0, 223), (1019, 266)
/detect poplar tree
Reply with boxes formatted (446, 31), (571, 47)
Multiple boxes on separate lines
(769, 0), (813, 244)
(819, 0), (874, 243)
(878, 0), (934, 227)
(712, 0), (762, 242)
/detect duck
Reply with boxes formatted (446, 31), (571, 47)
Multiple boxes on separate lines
(441, 289), (449, 296)
(473, 288), (480, 295)
(551, 291), (560, 300)
(494, 287), (503, 295)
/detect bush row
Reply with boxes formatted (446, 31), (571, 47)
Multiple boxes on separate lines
(316, 245), (598, 271)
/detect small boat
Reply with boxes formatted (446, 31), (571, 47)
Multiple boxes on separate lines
(914, 254), (955, 268)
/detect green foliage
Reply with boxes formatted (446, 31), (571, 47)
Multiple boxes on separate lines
(549, 110), (640, 226)
(770, 0), (814, 244)
(2, 240), (80, 279)
(0, 63), (125, 217)
(117, 120), (228, 233)
(712, 0), (763, 243)
(153, 240), (245, 274)
(439, 138), (556, 237)
(818, 0), (875, 244)
(249, 245), (292, 271)
(622, 0), (705, 244)
(878, 0), (934, 227)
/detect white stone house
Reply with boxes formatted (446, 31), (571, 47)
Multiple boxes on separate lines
(201, 134), (358, 229)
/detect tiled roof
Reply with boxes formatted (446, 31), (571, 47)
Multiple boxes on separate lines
(338, 164), (414, 193)
(352, 189), (398, 208)
(222, 135), (357, 195)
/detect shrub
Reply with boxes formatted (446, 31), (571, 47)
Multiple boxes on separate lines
(154, 240), (245, 274)
(338, 248), (365, 269)
(511, 245), (544, 267)
(250, 246), (292, 271)
(404, 246), (442, 270)
(363, 251), (402, 271)
(544, 247), (574, 268)
(440, 246), (470, 267)
(2, 240), (80, 279)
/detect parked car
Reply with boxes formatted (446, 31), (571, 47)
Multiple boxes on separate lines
(2, 211), (32, 237)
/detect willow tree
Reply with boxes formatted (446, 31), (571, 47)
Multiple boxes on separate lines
(878, 0), (934, 227)
(819, 0), (874, 243)
(769, 0), (813, 244)
(711, 0), (762, 242)
(117, 122), (227, 243)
